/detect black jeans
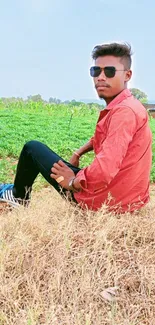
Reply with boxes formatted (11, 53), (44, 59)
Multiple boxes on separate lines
(13, 140), (81, 200)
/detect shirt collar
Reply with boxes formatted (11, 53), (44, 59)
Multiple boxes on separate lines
(106, 89), (132, 110)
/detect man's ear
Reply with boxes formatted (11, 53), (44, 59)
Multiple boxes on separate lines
(125, 69), (132, 82)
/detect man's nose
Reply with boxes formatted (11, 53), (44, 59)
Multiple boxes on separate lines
(97, 70), (106, 81)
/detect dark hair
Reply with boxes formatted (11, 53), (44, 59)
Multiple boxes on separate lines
(92, 42), (132, 69)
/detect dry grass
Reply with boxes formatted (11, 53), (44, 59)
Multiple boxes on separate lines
(0, 187), (155, 325)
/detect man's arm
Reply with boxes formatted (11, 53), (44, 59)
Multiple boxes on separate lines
(69, 138), (94, 167)
(74, 138), (93, 156)
(51, 108), (137, 192)
(73, 107), (138, 192)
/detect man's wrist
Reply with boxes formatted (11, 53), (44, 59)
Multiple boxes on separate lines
(74, 151), (81, 158)
(68, 177), (80, 192)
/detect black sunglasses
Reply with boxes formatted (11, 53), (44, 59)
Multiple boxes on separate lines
(90, 66), (126, 78)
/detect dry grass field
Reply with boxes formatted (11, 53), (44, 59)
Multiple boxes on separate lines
(0, 186), (155, 325)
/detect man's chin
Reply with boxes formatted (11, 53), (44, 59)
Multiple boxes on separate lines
(98, 95), (105, 99)
(96, 90), (107, 100)
(97, 93), (106, 100)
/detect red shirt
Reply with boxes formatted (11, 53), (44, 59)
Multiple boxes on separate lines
(74, 89), (152, 213)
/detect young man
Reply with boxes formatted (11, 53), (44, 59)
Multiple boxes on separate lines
(0, 43), (152, 213)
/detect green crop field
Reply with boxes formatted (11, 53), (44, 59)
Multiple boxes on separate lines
(0, 100), (155, 187)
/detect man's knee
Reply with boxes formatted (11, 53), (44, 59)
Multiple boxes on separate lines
(23, 140), (55, 158)
(23, 140), (41, 152)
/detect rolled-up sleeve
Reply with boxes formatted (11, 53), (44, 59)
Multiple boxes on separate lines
(76, 107), (137, 193)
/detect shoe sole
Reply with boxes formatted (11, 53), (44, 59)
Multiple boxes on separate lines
(0, 198), (20, 208)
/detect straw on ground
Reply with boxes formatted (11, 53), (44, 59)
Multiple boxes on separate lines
(0, 186), (155, 325)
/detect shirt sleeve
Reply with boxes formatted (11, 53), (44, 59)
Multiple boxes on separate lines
(89, 135), (94, 147)
(76, 107), (137, 193)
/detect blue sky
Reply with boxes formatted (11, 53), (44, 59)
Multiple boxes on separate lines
(0, 0), (154, 101)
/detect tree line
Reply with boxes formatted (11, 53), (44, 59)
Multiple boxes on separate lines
(0, 88), (148, 106)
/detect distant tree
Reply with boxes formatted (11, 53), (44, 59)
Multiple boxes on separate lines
(49, 97), (61, 104)
(70, 100), (83, 106)
(27, 94), (44, 102)
(130, 88), (148, 103)
(63, 100), (70, 105)
(87, 102), (104, 110)
(1, 97), (23, 103)
(140, 98), (148, 104)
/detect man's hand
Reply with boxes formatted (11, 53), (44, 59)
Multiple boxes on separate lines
(50, 160), (75, 189)
(69, 153), (80, 167)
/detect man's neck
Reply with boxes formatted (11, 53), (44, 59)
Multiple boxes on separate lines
(104, 88), (127, 106)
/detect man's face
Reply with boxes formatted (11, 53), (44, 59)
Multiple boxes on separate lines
(93, 55), (132, 101)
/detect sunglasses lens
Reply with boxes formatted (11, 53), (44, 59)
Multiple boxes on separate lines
(90, 66), (101, 77)
(90, 66), (116, 78)
(104, 67), (116, 78)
